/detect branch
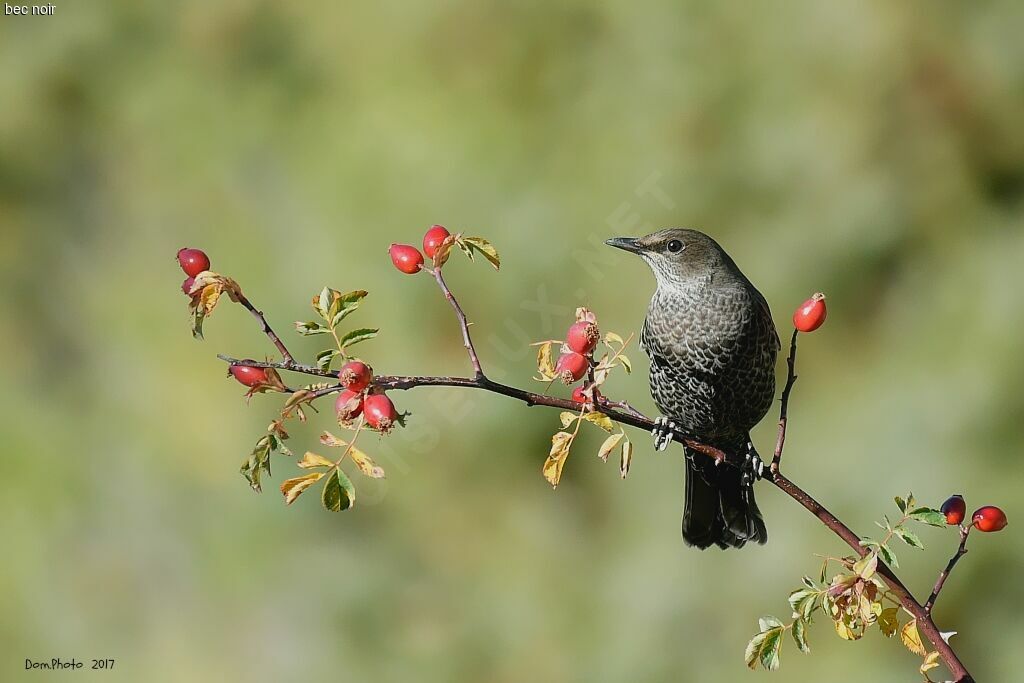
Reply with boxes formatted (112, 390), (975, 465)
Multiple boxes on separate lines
(926, 525), (971, 614)
(216, 273), (972, 683)
(771, 328), (798, 473)
(234, 291), (296, 366)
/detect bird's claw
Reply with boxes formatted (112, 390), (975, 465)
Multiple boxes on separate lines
(651, 417), (676, 452)
(740, 442), (765, 487)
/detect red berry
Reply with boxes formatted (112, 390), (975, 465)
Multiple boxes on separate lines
(940, 494), (966, 525)
(389, 244), (424, 274)
(422, 225), (451, 259)
(793, 292), (827, 332)
(182, 276), (196, 296)
(566, 321), (599, 354)
(335, 389), (364, 420)
(571, 386), (587, 403)
(229, 364), (267, 387)
(555, 352), (588, 385)
(972, 505), (1008, 532)
(177, 248), (210, 277)
(339, 361), (372, 392)
(364, 394), (398, 432)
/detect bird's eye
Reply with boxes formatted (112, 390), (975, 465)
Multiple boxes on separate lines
(666, 239), (684, 253)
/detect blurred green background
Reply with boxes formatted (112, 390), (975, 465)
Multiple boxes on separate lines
(2, 1), (1023, 681)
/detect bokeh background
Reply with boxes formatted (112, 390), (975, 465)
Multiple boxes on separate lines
(2, 1), (1023, 681)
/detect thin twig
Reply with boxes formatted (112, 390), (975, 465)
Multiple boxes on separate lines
(234, 292), (295, 366)
(771, 328), (799, 474)
(432, 267), (484, 379)
(925, 525), (971, 614)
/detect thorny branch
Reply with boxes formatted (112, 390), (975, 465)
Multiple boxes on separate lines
(926, 525), (971, 615)
(215, 268), (974, 683)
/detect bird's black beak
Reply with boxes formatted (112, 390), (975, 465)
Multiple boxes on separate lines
(605, 237), (642, 254)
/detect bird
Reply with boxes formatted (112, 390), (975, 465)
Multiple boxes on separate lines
(606, 229), (779, 549)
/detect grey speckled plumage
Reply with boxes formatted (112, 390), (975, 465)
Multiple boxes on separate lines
(608, 229), (779, 550)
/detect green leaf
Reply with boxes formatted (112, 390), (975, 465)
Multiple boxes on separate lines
(908, 507), (947, 527)
(895, 496), (907, 514)
(788, 589), (819, 621)
(792, 618), (810, 654)
(618, 355), (632, 373)
(331, 290), (369, 326)
(759, 627), (783, 671)
(894, 526), (925, 549)
(321, 468), (356, 511)
(462, 236), (501, 270)
(759, 615), (784, 632)
(316, 348), (340, 372)
(315, 286), (333, 319)
(338, 327), (378, 349)
(295, 321), (329, 336)
(877, 543), (899, 569)
(745, 632), (768, 670)
(241, 436), (272, 492)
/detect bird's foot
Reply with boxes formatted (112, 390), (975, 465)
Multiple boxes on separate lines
(740, 442), (765, 487)
(651, 416), (677, 452)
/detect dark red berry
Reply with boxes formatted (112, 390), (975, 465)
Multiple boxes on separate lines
(364, 394), (398, 432)
(972, 505), (1008, 532)
(940, 495), (966, 526)
(566, 321), (599, 354)
(422, 225), (451, 259)
(793, 292), (827, 332)
(335, 389), (364, 420)
(571, 386), (587, 404)
(389, 244), (424, 274)
(339, 361), (372, 392)
(182, 276), (196, 296)
(229, 364), (267, 387)
(555, 352), (588, 385)
(177, 248), (210, 277)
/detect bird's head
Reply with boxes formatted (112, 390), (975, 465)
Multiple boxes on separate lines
(605, 229), (732, 288)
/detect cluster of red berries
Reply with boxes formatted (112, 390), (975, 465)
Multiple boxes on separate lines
(177, 247), (211, 296)
(793, 292), (827, 333)
(389, 225), (451, 274)
(939, 494), (1007, 532)
(333, 360), (398, 432)
(551, 319), (599, 404)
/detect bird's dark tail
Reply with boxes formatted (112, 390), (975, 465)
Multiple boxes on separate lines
(682, 448), (767, 550)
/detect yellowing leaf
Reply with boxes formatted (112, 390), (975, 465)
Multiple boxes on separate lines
(560, 411), (580, 428)
(618, 355), (632, 373)
(462, 236), (501, 270)
(834, 619), (858, 641)
(620, 439), (634, 478)
(878, 607), (899, 638)
(281, 472), (324, 505)
(604, 331), (624, 345)
(597, 433), (624, 462)
(920, 651), (940, 674)
(542, 431), (574, 488)
(349, 444), (385, 479)
(298, 451), (335, 469)
(581, 411), (614, 432)
(900, 619), (927, 657)
(433, 234), (456, 268)
(853, 552), (877, 580)
(536, 341), (556, 380)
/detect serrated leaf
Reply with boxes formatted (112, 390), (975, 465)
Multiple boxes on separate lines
(792, 618), (810, 654)
(894, 526), (925, 549)
(542, 431), (574, 488)
(908, 507), (947, 527)
(620, 439), (633, 478)
(560, 411), (580, 428)
(878, 608), (899, 637)
(462, 236), (500, 270)
(331, 290), (369, 326)
(316, 348), (340, 372)
(349, 444), (385, 479)
(298, 451), (336, 469)
(877, 543), (899, 569)
(338, 327), (378, 349)
(745, 632), (768, 670)
(759, 628), (783, 671)
(900, 619), (927, 656)
(789, 589), (818, 621)
(315, 286), (333, 319)
(295, 321), (328, 336)
(597, 433), (624, 462)
(281, 472), (325, 505)
(322, 468), (355, 511)
(759, 616), (784, 632)
(581, 411), (614, 432)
